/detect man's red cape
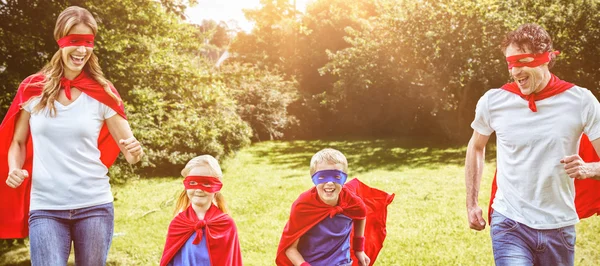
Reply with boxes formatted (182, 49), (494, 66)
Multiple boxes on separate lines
(160, 204), (243, 266)
(488, 75), (600, 221)
(275, 178), (394, 266)
(0, 72), (126, 239)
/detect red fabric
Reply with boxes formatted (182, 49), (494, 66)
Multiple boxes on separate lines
(501, 74), (573, 112)
(183, 176), (223, 192)
(160, 204), (243, 266)
(345, 178), (395, 266)
(574, 134), (600, 218)
(352, 236), (365, 252)
(57, 34), (95, 48)
(488, 76), (600, 222)
(0, 71), (125, 239)
(506, 51), (558, 70)
(276, 178), (394, 266)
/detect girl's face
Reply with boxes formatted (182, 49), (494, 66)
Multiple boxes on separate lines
(61, 23), (94, 79)
(186, 165), (217, 209)
(314, 162), (344, 206)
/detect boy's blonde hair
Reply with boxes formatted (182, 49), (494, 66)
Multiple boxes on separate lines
(309, 148), (348, 175)
(174, 155), (228, 215)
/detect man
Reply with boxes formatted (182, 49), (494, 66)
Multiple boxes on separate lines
(465, 23), (600, 265)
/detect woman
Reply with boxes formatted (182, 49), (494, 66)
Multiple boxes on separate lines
(1, 6), (143, 265)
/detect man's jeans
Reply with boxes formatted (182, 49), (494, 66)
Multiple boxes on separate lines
(490, 210), (575, 266)
(29, 202), (114, 266)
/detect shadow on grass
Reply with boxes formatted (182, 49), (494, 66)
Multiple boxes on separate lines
(253, 137), (496, 175)
(0, 240), (124, 266)
(0, 239), (29, 266)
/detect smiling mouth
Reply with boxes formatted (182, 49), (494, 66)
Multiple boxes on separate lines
(517, 76), (529, 86)
(71, 55), (85, 65)
(324, 188), (335, 193)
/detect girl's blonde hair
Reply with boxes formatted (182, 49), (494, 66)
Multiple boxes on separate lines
(28, 6), (120, 116)
(174, 155), (229, 215)
(309, 148), (348, 175)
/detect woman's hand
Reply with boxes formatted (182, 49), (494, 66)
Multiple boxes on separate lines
(6, 169), (29, 188)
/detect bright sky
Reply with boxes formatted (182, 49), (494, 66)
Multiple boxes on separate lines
(186, 0), (312, 32)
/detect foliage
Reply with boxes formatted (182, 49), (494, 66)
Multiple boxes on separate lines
(231, 0), (301, 74)
(220, 63), (298, 141)
(319, 0), (600, 141)
(86, 0), (253, 177)
(231, 0), (600, 141)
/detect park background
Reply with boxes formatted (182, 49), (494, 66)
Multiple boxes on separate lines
(1, 0), (600, 265)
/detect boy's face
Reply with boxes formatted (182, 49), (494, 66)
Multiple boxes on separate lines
(314, 162), (345, 206)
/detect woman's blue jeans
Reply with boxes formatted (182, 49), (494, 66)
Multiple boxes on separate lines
(28, 202), (114, 266)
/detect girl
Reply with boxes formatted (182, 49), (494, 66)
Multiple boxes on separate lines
(160, 155), (243, 266)
(1, 6), (143, 265)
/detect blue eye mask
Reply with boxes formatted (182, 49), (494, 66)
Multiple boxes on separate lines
(311, 169), (348, 185)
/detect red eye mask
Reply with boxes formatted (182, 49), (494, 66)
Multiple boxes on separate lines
(183, 176), (223, 193)
(506, 51), (559, 69)
(57, 34), (95, 48)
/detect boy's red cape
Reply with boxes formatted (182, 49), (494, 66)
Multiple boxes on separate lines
(275, 178), (394, 266)
(0, 72), (126, 239)
(487, 75), (600, 221)
(160, 204), (243, 266)
(345, 179), (395, 265)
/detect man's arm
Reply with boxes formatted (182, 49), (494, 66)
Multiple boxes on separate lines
(561, 137), (600, 180)
(465, 130), (490, 231)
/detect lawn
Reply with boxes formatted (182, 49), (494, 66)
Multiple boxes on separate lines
(2, 138), (600, 265)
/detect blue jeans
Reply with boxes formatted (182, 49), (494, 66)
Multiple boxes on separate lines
(29, 202), (114, 266)
(490, 210), (575, 266)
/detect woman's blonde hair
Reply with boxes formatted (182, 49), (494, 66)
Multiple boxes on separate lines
(309, 148), (348, 175)
(28, 6), (120, 116)
(174, 155), (229, 215)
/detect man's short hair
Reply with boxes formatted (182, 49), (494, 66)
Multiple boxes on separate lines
(309, 148), (348, 176)
(501, 23), (556, 69)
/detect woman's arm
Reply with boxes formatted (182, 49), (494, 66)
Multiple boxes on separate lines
(6, 111), (31, 188)
(105, 115), (143, 164)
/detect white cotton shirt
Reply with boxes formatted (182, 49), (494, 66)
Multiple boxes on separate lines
(23, 93), (118, 211)
(471, 86), (600, 229)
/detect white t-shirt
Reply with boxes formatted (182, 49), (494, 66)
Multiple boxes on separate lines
(471, 86), (600, 229)
(23, 93), (118, 211)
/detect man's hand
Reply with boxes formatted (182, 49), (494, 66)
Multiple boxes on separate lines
(355, 251), (370, 266)
(6, 169), (28, 188)
(467, 205), (486, 231)
(561, 154), (597, 180)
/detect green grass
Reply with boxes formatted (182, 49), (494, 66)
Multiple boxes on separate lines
(2, 138), (600, 265)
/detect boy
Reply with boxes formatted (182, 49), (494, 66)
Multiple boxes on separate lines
(276, 148), (394, 266)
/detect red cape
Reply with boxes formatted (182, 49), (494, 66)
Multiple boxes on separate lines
(345, 178), (395, 266)
(0, 72), (126, 239)
(501, 74), (573, 112)
(488, 76), (600, 221)
(276, 178), (394, 266)
(160, 204), (243, 266)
